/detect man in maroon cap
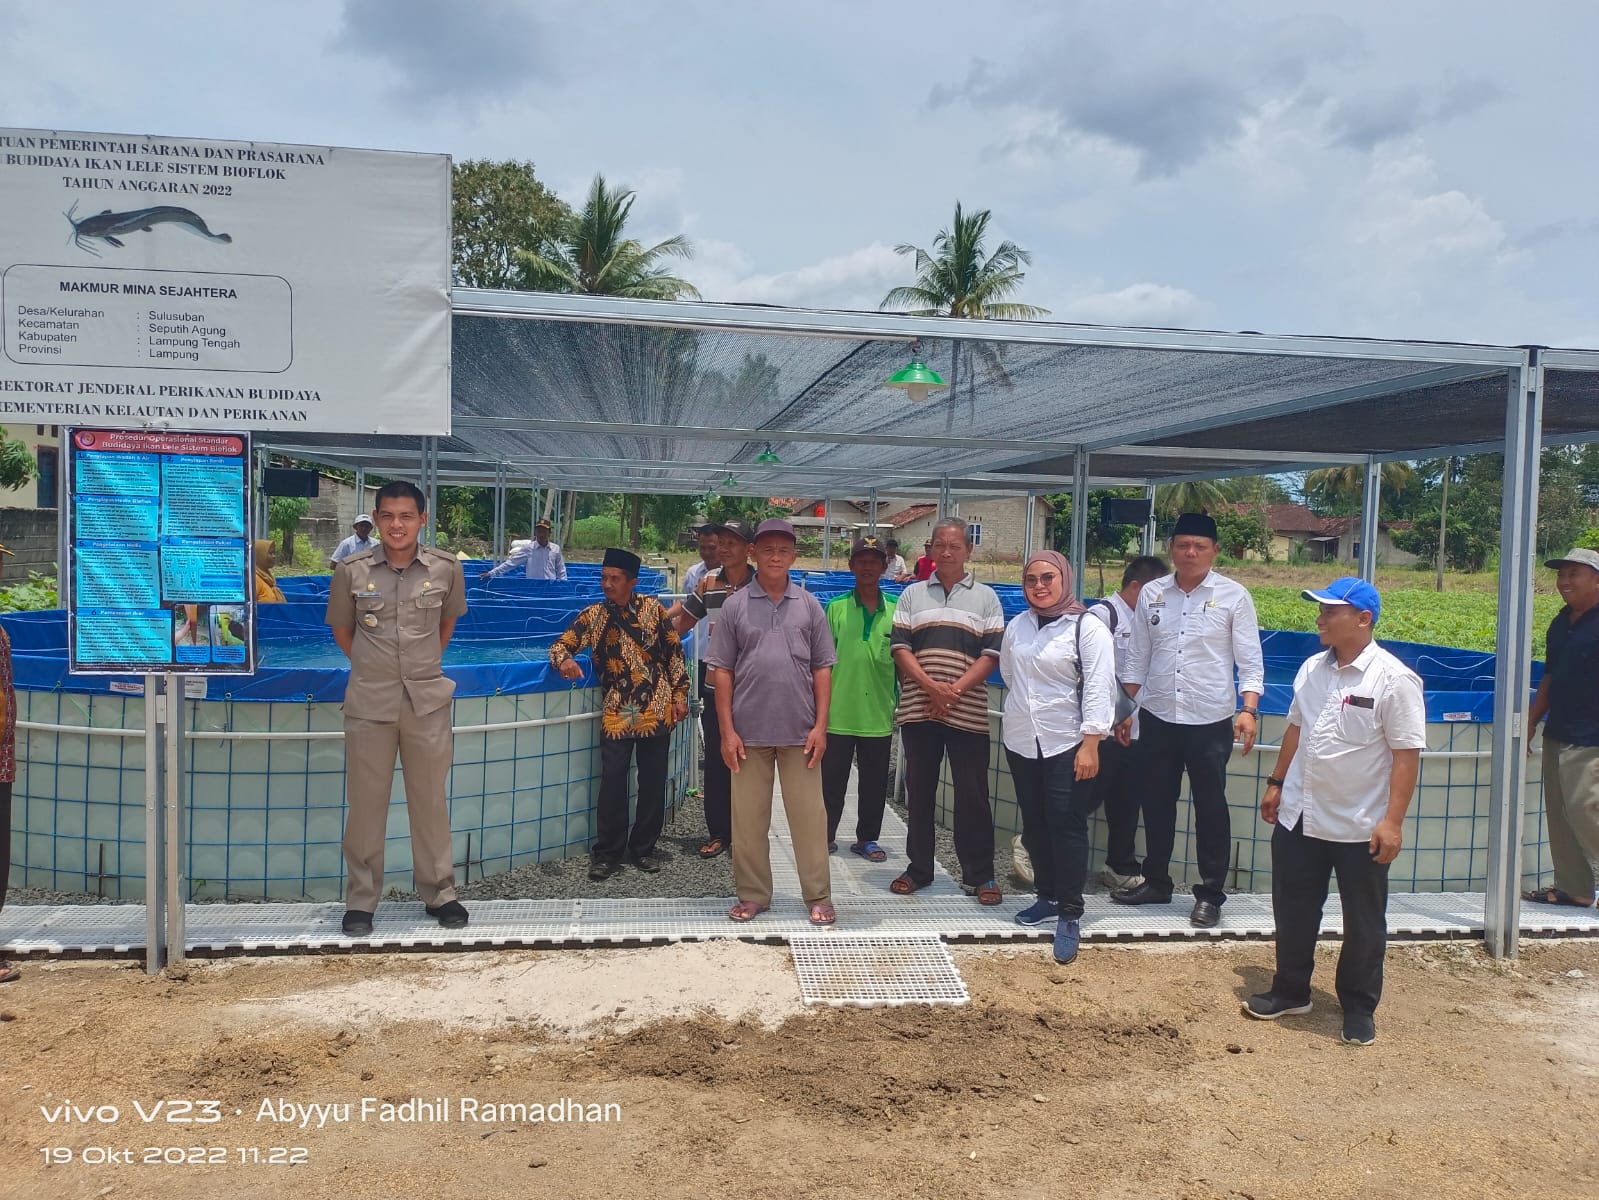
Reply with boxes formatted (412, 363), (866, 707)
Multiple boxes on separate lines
(705, 518), (838, 925)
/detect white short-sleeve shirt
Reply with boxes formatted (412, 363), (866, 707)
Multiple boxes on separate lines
(1280, 641), (1427, 843)
(1124, 570), (1265, 725)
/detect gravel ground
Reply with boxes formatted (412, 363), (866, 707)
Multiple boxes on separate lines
(7, 758), (1211, 908)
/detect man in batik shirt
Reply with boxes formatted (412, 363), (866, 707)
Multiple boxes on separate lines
(551, 548), (691, 880)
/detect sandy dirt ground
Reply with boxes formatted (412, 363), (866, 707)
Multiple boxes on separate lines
(1, 937), (1596, 1200)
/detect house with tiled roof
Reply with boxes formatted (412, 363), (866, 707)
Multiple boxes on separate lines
(1225, 502), (1418, 566)
(777, 495), (1052, 561)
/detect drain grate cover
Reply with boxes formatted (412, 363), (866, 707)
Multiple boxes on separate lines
(789, 933), (968, 1007)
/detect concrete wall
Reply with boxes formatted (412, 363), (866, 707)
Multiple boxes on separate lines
(892, 495), (1051, 562)
(0, 506), (59, 580)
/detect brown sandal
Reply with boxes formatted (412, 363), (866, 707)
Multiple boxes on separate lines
(698, 838), (727, 859)
(972, 880), (1003, 906)
(727, 900), (767, 922)
(889, 874), (922, 896)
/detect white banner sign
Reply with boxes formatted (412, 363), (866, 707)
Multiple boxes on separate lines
(0, 128), (450, 434)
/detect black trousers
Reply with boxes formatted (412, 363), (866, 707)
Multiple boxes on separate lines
(592, 729), (670, 863)
(901, 720), (994, 888)
(1008, 744), (1101, 920)
(1094, 736), (1143, 877)
(821, 733), (892, 845)
(1139, 712), (1234, 905)
(698, 679), (732, 844)
(1270, 818), (1389, 1016)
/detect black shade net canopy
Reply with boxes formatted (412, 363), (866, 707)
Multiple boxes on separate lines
(259, 290), (1599, 496)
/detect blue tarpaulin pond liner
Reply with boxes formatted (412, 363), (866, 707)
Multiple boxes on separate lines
(0, 576), (1556, 900)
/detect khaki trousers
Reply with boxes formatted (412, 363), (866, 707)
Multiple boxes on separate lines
(1542, 737), (1599, 900)
(342, 694), (457, 911)
(731, 745), (831, 908)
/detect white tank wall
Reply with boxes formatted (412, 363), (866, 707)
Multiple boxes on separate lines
(929, 687), (1552, 894)
(11, 687), (693, 902)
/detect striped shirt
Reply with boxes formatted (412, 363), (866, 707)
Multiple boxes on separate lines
(681, 562), (753, 689)
(891, 572), (1005, 734)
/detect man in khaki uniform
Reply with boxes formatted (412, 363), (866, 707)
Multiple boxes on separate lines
(326, 481), (468, 936)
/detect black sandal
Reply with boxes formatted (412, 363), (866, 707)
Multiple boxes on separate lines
(0, 962), (20, 984)
(698, 838), (727, 859)
(1522, 886), (1595, 907)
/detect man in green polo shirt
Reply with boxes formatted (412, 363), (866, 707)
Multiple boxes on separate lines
(822, 535), (898, 862)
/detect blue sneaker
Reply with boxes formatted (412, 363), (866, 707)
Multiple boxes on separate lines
(1052, 917), (1081, 965)
(1014, 897), (1059, 927)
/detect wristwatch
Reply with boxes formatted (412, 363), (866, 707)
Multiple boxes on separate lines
(1266, 775), (1285, 788)
(1239, 706), (1259, 717)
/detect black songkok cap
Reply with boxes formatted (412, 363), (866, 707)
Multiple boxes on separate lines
(1173, 512), (1218, 541)
(602, 547), (642, 578)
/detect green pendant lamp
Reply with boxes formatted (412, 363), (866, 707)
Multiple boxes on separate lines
(885, 342), (948, 403)
(755, 442), (781, 464)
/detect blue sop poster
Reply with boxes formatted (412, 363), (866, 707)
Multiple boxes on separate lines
(66, 429), (254, 675)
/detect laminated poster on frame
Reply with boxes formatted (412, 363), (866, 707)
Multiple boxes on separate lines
(65, 426), (255, 676)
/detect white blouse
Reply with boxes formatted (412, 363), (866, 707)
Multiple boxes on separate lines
(1000, 609), (1117, 760)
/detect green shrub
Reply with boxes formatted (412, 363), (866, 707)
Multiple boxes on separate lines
(569, 515), (621, 549)
(0, 571), (57, 612)
(1251, 586), (1562, 657)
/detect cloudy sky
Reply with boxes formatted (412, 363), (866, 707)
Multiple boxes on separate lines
(5, 0), (1595, 347)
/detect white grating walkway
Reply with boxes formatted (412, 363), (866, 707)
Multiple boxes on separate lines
(5, 777), (1599, 955)
(790, 934), (968, 1007)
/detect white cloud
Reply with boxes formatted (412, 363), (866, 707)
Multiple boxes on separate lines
(686, 241), (905, 310)
(1061, 283), (1205, 327)
(1351, 146), (1506, 265)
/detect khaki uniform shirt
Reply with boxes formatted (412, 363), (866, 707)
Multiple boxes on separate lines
(326, 545), (468, 721)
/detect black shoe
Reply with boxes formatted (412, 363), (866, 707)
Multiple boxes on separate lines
(632, 853), (662, 874)
(425, 900), (469, 929)
(1110, 880), (1174, 906)
(1341, 1011), (1377, 1046)
(588, 858), (619, 882)
(341, 909), (374, 937)
(1189, 899), (1221, 928)
(1242, 992), (1313, 1020)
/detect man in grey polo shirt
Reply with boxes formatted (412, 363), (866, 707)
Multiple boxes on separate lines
(706, 518), (838, 925)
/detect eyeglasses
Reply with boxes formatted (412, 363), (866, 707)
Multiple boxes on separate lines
(1023, 572), (1059, 587)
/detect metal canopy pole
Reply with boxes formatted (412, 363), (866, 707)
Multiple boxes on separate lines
(419, 437), (439, 546)
(1358, 457), (1382, 581)
(143, 676), (166, 975)
(253, 448), (269, 537)
(938, 475), (951, 520)
(1022, 491), (1036, 558)
(1485, 351), (1543, 959)
(1069, 451), (1089, 588)
(1143, 484), (1158, 556)
(165, 675), (187, 964)
(354, 467), (365, 520)
(821, 498), (832, 571)
(867, 487), (878, 535)
(492, 463), (506, 559)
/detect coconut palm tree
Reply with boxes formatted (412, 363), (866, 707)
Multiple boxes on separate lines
(880, 202), (1049, 320)
(517, 173), (700, 300)
(1154, 480), (1228, 518)
(880, 202), (1048, 429)
(1303, 462), (1416, 513)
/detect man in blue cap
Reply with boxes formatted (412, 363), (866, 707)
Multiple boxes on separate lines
(1244, 577), (1425, 1047)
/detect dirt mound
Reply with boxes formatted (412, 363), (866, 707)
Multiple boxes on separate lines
(573, 1001), (1189, 1122)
